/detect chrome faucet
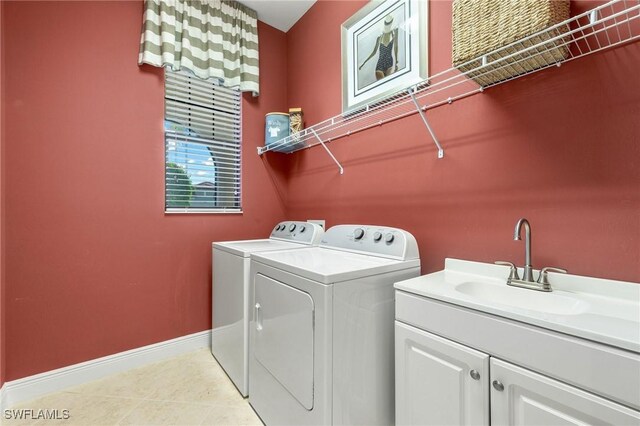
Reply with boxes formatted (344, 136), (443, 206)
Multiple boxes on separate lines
(514, 218), (534, 282)
(495, 218), (568, 292)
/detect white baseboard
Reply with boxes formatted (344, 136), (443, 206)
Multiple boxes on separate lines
(2, 329), (211, 409)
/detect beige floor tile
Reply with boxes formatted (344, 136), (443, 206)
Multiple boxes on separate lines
(144, 360), (239, 405)
(201, 400), (262, 426)
(66, 367), (156, 399)
(167, 349), (215, 366)
(4, 349), (252, 426)
(151, 352), (231, 384)
(66, 352), (227, 403)
(118, 400), (210, 426)
(156, 350), (231, 384)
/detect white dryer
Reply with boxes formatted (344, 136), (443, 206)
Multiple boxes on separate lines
(249, 224), (421, 425)
(211, 221), (324, 397)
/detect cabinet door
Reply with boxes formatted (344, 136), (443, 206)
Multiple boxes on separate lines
(490, 358), (640, 425)
(395, 322), (490, 426)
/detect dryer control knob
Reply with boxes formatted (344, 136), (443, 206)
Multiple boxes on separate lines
(354, 228), (365, 240)
(373, 232), (383, 242)
(300, 225), (306, 233)
(385, 233), (395, 244)
(289, 224), (297, 232)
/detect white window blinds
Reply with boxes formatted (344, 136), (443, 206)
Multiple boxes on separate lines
(164, 71), (242, 213)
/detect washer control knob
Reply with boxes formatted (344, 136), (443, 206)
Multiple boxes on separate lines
(300, 225), (306, 233)
(373, 232), (383, 242)
(289, 224), (297, 232)
(385, 233), (395, 244)
(354, 228), (365, 240)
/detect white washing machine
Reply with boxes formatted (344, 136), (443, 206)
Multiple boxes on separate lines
(249, 224), (421, 425)
(211, 221), (324, 397)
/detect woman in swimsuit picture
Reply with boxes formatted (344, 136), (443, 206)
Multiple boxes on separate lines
(359, 15), (399, 80)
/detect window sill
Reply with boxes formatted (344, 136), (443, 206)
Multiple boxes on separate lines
(165, 209), (243, 214)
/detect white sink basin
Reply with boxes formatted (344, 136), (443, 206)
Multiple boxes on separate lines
(394, 258), (640, 353)
(454, 281), (590, 315)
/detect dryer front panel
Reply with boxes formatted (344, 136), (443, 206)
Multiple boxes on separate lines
(254, 273), (315, 410)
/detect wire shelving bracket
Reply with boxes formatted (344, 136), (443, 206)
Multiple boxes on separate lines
(257, 0), (640, 171)
(408, 86), (444, 159)
(311, 128), (344, 174)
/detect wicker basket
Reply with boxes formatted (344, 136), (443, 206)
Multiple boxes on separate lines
(452, 0), (570, 86)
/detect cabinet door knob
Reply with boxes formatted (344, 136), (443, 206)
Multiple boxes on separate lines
(469, 370), (480, 380)
(492, 380), (504, 391)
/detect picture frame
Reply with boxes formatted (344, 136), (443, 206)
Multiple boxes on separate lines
(341, 0), (428, 114)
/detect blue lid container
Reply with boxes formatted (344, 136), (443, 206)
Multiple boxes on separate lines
(265, 113), (290, 148)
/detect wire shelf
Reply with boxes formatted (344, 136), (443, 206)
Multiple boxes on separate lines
(257, 0), (640, 158)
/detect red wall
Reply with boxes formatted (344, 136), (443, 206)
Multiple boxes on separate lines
(1, 0), (5, 387)
(2, 1), (287, 381)
(2, 0), (639, 385)
(285, 0), (640, 282)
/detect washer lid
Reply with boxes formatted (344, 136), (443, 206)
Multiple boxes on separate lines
(251, 247), (420, 284)
(213, 239), (306, 257)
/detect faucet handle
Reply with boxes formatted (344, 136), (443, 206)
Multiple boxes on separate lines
(537, 267), (567, 285)
(495, 261), (520, 281)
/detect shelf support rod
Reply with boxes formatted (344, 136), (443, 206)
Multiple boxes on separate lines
(310, 129), (344, 175)
(408, 87), (444, 159)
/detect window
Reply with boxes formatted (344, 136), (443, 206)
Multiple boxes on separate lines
(164, 70), (242, 213)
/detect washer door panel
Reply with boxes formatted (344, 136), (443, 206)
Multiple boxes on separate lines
(254, 273), (315, 410)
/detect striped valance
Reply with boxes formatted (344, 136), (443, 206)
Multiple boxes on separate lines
(139, 0), (259, 96)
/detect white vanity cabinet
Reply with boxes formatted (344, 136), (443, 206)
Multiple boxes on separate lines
(394, 258), (640, 426)
(396, 319), (640, 426)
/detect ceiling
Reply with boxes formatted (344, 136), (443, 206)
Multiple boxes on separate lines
(241, 0), (317, 32)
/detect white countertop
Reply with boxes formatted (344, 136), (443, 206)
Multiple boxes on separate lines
(395, 259), (640, 353)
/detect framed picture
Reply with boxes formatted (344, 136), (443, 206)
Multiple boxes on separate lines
(341, 0), (428, 114)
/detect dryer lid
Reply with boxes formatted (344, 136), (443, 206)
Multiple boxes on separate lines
(251, 247), (420, 284)
(213, 239), (305, 257)
(212, 221), (325, 257)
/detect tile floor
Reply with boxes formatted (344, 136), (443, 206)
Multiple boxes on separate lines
(3, 349), (263, 426)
